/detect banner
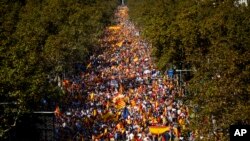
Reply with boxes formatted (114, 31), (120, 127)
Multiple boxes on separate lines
(149, 126), (170, 135)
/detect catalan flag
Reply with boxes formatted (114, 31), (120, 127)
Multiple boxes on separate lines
(116, 99), (126, 109)
(112, 94), (124, 103)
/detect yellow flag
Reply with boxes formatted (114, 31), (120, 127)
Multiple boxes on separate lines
(178, 118), (185, 125)
(87, 62), (91, 68)
(93, 109), (97, 116)
(131, 99), (136, 107)
(90, 92), (94, 101)
(149, 126), (170, 135)
(133, 57), (139, 62)
(116, 41), (123, 47)
(174, 127), (179, 136)
(108, 25), (121, 30)
(104, 128), (108, 134)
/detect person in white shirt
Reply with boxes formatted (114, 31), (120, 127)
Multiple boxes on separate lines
(129, 132), (134, 140)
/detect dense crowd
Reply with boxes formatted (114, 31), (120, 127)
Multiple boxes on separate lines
(55, 6), (192, 141)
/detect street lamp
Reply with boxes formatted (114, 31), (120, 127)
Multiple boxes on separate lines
(175, 69), (192, 87)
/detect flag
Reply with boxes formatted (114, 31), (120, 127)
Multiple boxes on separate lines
(164, 107), (167, 115)
(116, 99), (126, 109)
(104, 128), (108, 134)
(87, 62), (92, 69)
(106, 101), (110, 110)
(139, 103), (143, 114)
(122, 107), (130, 119)
(138, 85), (143, 94)
(119, 84), (124, 94)
(90, 92), (94, 101)
(108, 25), (121, 30)
(116, 41), (123, 47)
(112, 94), (124, 103)
(116, 122), (122, 130)
(54, 105), (60, 116)
(62, 80), (69, 87)
(93, 109), (97, 117)
(133, 57), (139, 62)
(149, 126), (170, 135)
(173, 127), (179, 138)
(178, 118), (185, 125)
(102, 111), (113, 121)
(130, 99), (136, 107)
(155, 101), (159, 109)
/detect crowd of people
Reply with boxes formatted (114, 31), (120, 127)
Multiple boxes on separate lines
(55, 6), (193, 141)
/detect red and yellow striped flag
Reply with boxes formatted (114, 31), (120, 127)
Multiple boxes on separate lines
(116, 99), (126, 109)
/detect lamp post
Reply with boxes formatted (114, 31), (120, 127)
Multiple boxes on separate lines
(175, 70), (192, 85)
(175, 69), (192, 95)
